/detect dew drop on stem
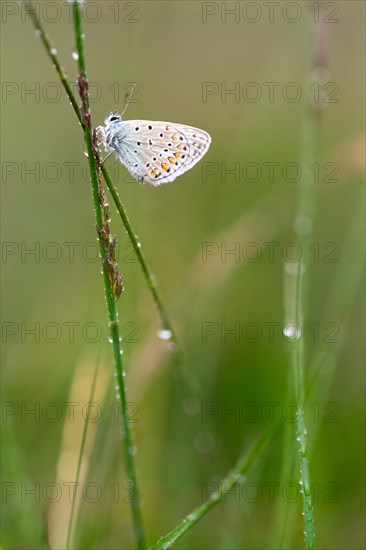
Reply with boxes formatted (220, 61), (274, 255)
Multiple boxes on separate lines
(157, 328), (172, 341)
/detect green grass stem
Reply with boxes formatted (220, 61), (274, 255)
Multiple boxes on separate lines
(71, 2), (146, 547)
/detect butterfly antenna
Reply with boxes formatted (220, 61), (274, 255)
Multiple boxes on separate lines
(121, 82), (137, 117)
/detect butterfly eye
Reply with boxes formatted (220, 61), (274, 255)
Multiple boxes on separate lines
(109, 116), (119, 122)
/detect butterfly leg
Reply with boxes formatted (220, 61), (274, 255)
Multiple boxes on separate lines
(100, 151), (114, 165)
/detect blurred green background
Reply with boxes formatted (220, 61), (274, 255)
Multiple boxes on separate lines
(2, 1), (365, 548)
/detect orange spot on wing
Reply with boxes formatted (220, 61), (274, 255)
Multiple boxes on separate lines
(168, 156), (175, 165)
(174, 152), (182, 159)
(161, 163), (169, 172)
(151, 168), (159, 178)
(172, 134), (178, 141)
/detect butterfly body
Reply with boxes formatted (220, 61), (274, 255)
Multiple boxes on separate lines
(99, 112), (211, 185)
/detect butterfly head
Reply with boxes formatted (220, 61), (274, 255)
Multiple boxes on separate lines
(105, 111), (122, 127)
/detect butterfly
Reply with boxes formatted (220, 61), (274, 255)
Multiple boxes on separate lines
(98, 112), (211, 186)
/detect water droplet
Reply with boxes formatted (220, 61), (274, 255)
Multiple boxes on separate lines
(194, 432), (215, 454)
(108, 337), (113, 343)
(137, 242), (141, 248)
(168, 341), (177, 352)
(186, 513), (195, 522)
(294, 215), (312, 236)
(284, 261), (306, 277)
(51, 47), (57, 55)
(35, 29), (41, 37)
(236, 474), (246, 484)
(283, 323), (302, 342)
(157, 328), (172, 341)
(182, 396), (200, 416)
(72, 51), (79, 61)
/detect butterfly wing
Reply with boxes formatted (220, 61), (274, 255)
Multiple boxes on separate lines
(109, 120), (211, 185)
